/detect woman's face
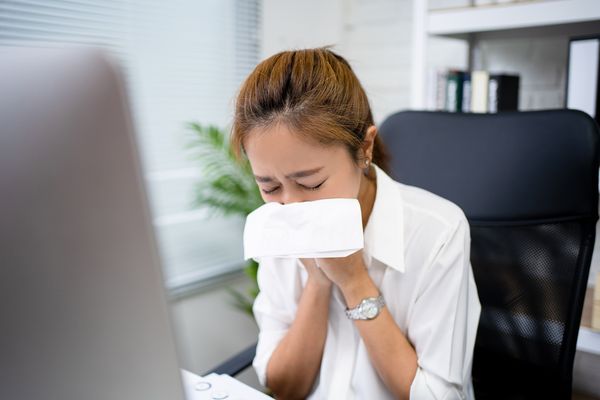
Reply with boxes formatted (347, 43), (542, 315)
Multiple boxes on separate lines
(244, 123), (364, 205)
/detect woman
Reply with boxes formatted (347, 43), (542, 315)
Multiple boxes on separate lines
(230, 47), (481, 400)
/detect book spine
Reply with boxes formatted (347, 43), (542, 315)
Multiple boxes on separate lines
(436, 70), (448, 111)
(462, 73), (471, 112)
(471, 70), (489, 113)
(445, 71), (466, 112)
(500, 75), (519, 111)
(489, 76), (499, 113)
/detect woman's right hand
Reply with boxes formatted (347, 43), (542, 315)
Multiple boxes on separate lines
(299, 258), (333, 289)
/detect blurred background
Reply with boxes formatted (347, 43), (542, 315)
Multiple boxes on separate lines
(1, 0), (599, 396)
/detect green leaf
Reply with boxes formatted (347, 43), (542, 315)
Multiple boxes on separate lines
(225, 286), (254, 316)
(185, 122), (264, 313)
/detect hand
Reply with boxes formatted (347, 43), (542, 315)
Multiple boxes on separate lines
(299, 258), (333, 289)
(309, 249), (368, 290)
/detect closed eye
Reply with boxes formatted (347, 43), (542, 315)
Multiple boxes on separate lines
(261, 186), (279, 194)
(302, 180), (326, 191)
(261, 180), (326, 194)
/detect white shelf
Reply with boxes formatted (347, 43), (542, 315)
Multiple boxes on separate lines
(428, 0), (600, 36)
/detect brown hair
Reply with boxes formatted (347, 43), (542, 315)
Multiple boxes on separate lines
(230, 46), (391, 176)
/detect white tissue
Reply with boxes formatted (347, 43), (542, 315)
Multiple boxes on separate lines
(243, 198), (364, 261)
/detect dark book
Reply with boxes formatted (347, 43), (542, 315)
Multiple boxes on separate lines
(445, 70), (465, 112)
(462, 72), (471, 113)
(488, 74), (519, 112)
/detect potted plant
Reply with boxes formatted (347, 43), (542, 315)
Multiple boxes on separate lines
(186, 122), (264, 316)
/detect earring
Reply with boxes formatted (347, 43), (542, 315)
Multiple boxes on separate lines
(365, 159), (370, 167)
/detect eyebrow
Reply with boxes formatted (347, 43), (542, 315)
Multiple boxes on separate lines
(254, 167), (324, 183)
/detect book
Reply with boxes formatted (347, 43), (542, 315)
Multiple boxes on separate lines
(424, 67), (520, 113)
(488, 74), (519, 112)
(436, 69), (448, 111)
(462, 72), (472, 113)
(446, 70), (465, 112)
(471, 70), (490, 113)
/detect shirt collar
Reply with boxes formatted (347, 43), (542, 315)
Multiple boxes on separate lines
(363, 163), (406, 273)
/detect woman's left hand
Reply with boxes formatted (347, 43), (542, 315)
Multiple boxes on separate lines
(313, 249), (368, 290)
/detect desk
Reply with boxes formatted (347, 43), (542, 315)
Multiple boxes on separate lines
(181, 369), (271, 400)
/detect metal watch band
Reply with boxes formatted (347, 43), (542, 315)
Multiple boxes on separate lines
(345, 294), (386, 320)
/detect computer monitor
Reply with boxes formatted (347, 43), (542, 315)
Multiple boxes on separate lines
(0, 46), (186, 400)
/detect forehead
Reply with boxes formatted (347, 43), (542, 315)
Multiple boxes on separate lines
(243, 123), (348, 172)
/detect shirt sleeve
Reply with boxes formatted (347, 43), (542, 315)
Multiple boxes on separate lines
(407, 217), (482, 400)
(251, 258), (296, 388)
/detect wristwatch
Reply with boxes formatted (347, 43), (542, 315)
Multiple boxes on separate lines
(345, 294), (386, 320)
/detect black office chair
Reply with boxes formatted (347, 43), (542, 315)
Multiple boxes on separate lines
(378, 109), (599, 400)
(208, 109), (599, 399)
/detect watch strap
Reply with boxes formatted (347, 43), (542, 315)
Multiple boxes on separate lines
(345, 294), (385, 320)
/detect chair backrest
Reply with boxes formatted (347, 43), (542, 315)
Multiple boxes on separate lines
(379, 109), (599, 399)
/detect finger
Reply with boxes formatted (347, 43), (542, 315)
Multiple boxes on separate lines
(299, 258), (317, 270)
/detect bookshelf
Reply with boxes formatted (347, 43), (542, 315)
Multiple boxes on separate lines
(410, 0), (600, 109)
(427, 0), (600, 37)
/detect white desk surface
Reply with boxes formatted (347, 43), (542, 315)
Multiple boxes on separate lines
(181, 369), (271, 400)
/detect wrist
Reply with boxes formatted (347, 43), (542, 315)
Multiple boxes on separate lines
(339, 270), (379, 308)
(307, 275), (333, 291)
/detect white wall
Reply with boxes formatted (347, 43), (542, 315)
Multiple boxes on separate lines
(260, 0), (344, 58)
(476, 35), (567, 110)
(338, 0), (415, 123)
(260, 0), (415, 125)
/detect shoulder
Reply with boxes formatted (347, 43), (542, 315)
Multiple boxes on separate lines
(398, 182), (468, 231)
(394, 182), (470, 270)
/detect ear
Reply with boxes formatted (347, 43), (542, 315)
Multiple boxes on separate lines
(361, 125), (378, 161)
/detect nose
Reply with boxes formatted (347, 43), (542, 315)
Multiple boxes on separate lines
(279, 190), (304, 205)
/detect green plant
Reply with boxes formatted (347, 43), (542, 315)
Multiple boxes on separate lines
(186, 122), (264, 317)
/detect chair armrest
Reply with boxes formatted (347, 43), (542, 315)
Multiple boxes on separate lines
(203, 342), (257, 377)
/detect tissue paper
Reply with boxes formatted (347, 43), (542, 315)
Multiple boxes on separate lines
(243, 198), (364, 261)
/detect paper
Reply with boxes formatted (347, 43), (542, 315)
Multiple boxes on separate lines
(243, 198), (364, 261)
(180, 369), (271, 399)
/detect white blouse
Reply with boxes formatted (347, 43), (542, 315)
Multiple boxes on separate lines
(252, 163), (482, 399)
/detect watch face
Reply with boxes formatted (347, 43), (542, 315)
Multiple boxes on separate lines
(361, 301), (379, 319)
